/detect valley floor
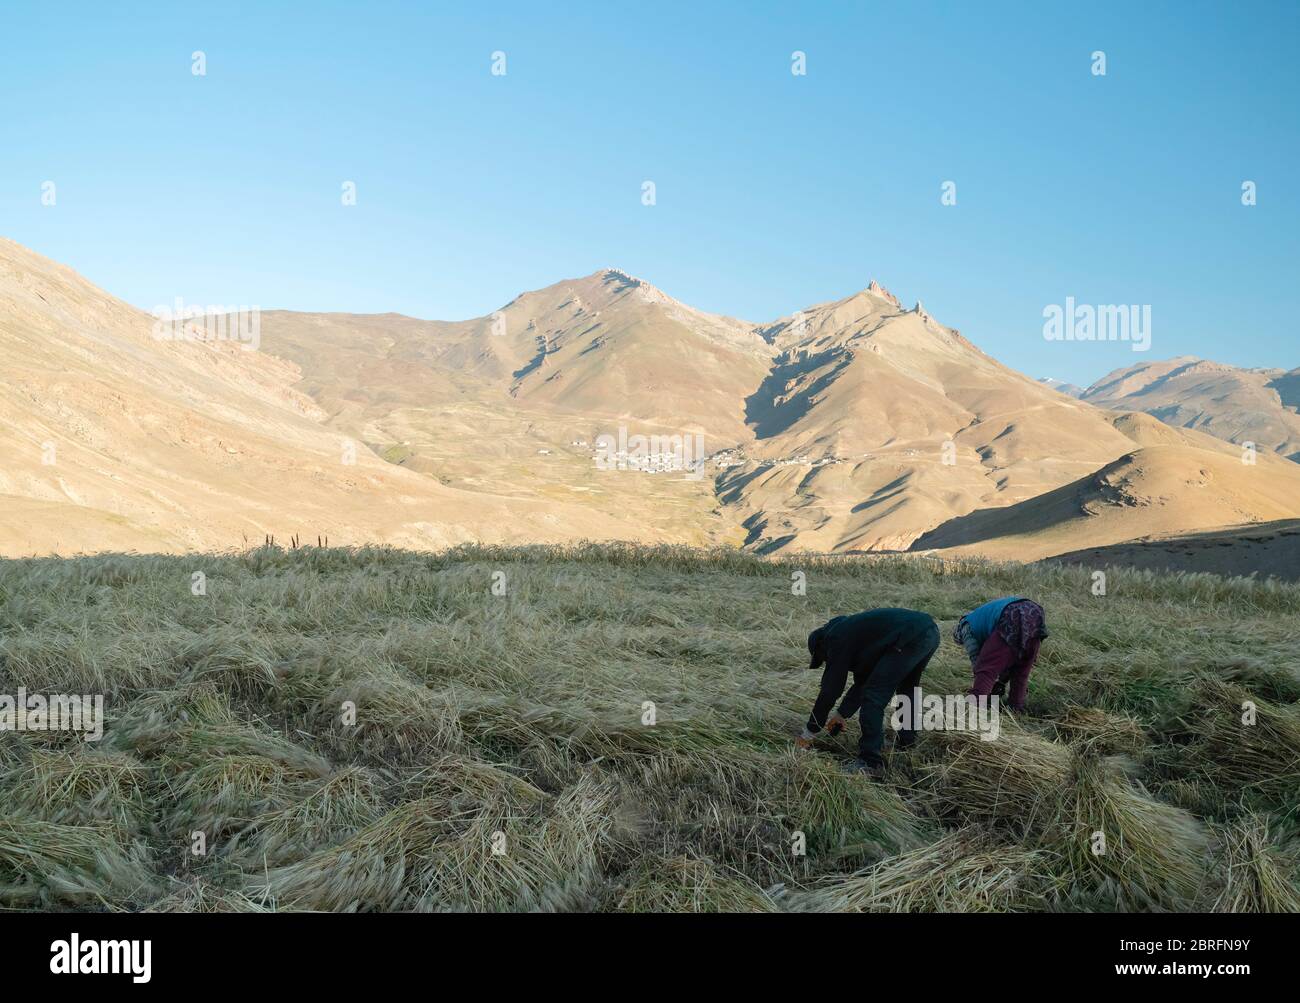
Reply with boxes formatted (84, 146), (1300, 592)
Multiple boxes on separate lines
(1, 543), (1297, 912)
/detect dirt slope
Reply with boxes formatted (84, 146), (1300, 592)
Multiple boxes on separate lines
(1080, 357), (1300, 462)
(911, 444), (1300, 561)
(0, 240), (668, 555)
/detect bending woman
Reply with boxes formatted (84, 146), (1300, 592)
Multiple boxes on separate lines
(953, 597), (1048, 713)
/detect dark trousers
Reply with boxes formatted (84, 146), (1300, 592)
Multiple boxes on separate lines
(838, 623), (941, 766)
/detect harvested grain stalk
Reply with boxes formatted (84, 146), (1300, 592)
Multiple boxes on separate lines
(791, 830), (1058, 913)
(616, 854), (777, 913)
(1211, 814), (1300, 913)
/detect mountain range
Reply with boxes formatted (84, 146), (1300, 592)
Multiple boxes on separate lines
(3, 237), (1298, 577)
(1068, 357), (1300, 462)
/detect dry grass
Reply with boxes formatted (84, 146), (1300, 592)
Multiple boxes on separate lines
(1166, 679), (1300, 807)
(0, 815), (157, 909)
(1050, 706), (1148, 755)
(789, 830), (1058, 912)
(0, 542), (1297, 911)
(616, 855), (778, 912)
(1211, 814), (1300, 913)
(1055, 754), (1210, 910)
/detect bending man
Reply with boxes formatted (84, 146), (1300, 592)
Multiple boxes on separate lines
(796, 607), (941, 777)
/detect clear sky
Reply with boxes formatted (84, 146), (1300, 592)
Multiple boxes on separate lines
(3, 0), (1296, 386)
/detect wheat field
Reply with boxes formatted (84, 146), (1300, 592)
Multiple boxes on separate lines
(1, 543), (1297, 912)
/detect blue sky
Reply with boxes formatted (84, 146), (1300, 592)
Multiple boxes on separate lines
(2, 0), (1296, 386)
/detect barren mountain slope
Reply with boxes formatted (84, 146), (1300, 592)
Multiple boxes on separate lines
(261, 278), (1170, 555)
(6, 237), (1291, 565)
(721, 286), (1168, 552)
(258, 268), (771, 445)
(1080, 357), (1300, 461)
(910, 442), (1300, 561)
(253, 268), (771, 549)
(0, 241), (676, 555)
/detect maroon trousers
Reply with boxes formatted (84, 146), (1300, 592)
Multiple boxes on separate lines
(969, 630), (1040, 711)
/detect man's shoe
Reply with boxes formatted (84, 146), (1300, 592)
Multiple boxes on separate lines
(841, 758), (887, 780)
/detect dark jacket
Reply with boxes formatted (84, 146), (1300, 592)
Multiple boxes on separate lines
(806, 607), (938, 731)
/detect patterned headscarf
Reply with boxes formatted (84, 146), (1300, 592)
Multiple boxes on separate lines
(998, 600), (1048, 656)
